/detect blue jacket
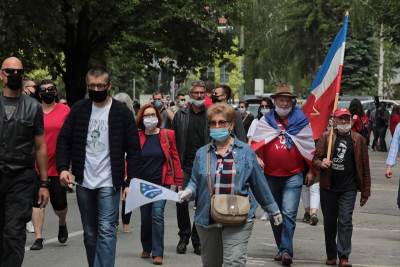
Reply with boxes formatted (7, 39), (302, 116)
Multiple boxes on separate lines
(186, 138), (279, 227)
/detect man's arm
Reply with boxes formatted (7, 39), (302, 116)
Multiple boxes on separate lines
(35, 135), (49, 208)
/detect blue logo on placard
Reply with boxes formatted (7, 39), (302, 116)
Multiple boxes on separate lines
(140, 183), (162, 199)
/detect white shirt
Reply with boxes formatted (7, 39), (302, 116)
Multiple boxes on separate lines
(83, 100), (113, 189)
(247, 118), (260, 138)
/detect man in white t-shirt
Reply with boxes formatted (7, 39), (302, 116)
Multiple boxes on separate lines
(57, 67), (142, 267)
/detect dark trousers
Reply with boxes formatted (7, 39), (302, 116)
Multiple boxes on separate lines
(378, 127), (387, 152)
(320, 189), (357, 260)
(176, 169), (200, 246)
(0, 169), (35, 267)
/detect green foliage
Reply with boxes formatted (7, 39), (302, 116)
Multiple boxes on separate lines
(0, 0), (243, 104)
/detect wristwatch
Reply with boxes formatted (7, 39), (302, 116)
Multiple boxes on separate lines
(39, 180), (50, 188)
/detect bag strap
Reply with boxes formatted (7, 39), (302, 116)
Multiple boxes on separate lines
(163, 129), (175, 178)
(207, 145), (213, 196)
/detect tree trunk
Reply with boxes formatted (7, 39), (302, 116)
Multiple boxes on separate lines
(62, 3), (91, 106)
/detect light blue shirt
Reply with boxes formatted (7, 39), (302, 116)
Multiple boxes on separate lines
(386, 124), (400, 166)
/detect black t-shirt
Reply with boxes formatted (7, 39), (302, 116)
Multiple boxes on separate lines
(331, 134), (357, 192)
(1, 95), (44, 136)
(141, 134), (165, 185)
(183, 109), (207, 170)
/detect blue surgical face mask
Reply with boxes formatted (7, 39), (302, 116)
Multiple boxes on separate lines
(210, 128), (230, 142)
(154, 100), (163, 109)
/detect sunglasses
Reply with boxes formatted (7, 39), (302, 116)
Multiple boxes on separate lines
(209, 120), (230, 128)
(87, 83), (109, 90)
(2, 68), (24, 76)
(39, 86), (56, 93)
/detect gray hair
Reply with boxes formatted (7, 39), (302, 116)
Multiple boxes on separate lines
(114, 92), (134, 112)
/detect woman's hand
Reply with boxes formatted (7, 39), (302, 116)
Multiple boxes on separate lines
(178, 189), (192, 202)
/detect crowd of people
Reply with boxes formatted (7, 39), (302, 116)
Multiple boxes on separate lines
(0, 56), (399, 267)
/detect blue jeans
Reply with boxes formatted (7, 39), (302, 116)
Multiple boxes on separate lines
(267, 173), (303, 256)
(140, 200), (167, 257)
(76, 186), (120, 267)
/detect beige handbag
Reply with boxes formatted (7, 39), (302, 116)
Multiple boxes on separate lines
(207, 148), (250, 225)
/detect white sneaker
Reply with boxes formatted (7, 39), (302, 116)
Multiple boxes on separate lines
(260, 212), (269, 221)
(26, 221), (35, 233)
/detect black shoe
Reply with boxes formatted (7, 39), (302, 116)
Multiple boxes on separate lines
(58, 224), (68, 244)
(176, 240), (187, 254)
(193, 244), (201, 255)
(281, 252), (293, 266)
(303, 212), (311, 223)
(310, 214), (319, 226)
(30, 238), (44, 250)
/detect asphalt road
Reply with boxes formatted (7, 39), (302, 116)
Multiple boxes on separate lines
(23, 151), (400, 267)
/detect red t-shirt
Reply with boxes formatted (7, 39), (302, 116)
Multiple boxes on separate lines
(351, 114), (369, 135)
(390, 114), (400, 136)
(44, 103), (70, 176)
(259, 118), (305, 177)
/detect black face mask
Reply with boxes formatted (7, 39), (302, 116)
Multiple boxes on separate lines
(88, 89), (108, 103)
(7, 73), (23, 90)
(41, 92), (56, 104)
(211, 95), (222, 104)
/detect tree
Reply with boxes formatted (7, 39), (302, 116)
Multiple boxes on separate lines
(0, 0), (243, 105)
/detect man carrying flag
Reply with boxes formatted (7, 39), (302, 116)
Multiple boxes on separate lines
(252, 83), (315, 266)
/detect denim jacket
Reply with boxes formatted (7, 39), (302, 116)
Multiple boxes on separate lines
(186, 138), (279, 227)
(387, 124), (400, 166)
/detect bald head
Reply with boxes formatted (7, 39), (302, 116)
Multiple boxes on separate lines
(1, 57), (24, 92)
(1, 57), (23, 69)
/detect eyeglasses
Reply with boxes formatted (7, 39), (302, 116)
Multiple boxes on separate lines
(1, 68), (24, 76)
(260, 105), (269, 108)
(143, 113), (157, 118)
(209, 120), (230, 128)
(87, 83), (109, 90)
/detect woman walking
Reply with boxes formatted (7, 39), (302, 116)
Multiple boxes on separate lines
(179, 103), (282, 267)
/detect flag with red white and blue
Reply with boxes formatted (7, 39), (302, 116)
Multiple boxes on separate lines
(303, 15), (349, 140)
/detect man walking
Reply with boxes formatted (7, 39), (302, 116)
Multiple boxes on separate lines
(173, 80), (208, 255)
(212, 84), (246, 141)
(0, 57), (49, 267)
(57, 67), (142, 267)
(252, 83), (315, 266)
(313, 108), (371, 267)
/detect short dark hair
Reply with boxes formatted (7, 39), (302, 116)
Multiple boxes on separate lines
(38, 79), (55, 92)
(175, 92), (185, 99)
(239, 100), (249, 108)
(216, 84), (232, 100)
(136, 103), (163, 130)
(152, 91), (163, 98)
(86, 66), (110, 83)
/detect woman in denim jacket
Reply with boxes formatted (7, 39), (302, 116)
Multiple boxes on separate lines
(179, 103), (282, 267)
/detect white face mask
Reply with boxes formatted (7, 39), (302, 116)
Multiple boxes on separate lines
(275, 106), (292, 117)
(143, 116), (158, 129)
(260, 108), (270, 115)
(336, 123), (352, 134)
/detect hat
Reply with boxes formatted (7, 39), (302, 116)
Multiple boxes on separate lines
(271, 83), (296, 98)
(333, 108), (351, 117)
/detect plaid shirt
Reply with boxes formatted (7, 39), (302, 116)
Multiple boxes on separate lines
(213, 143), (236, 195)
